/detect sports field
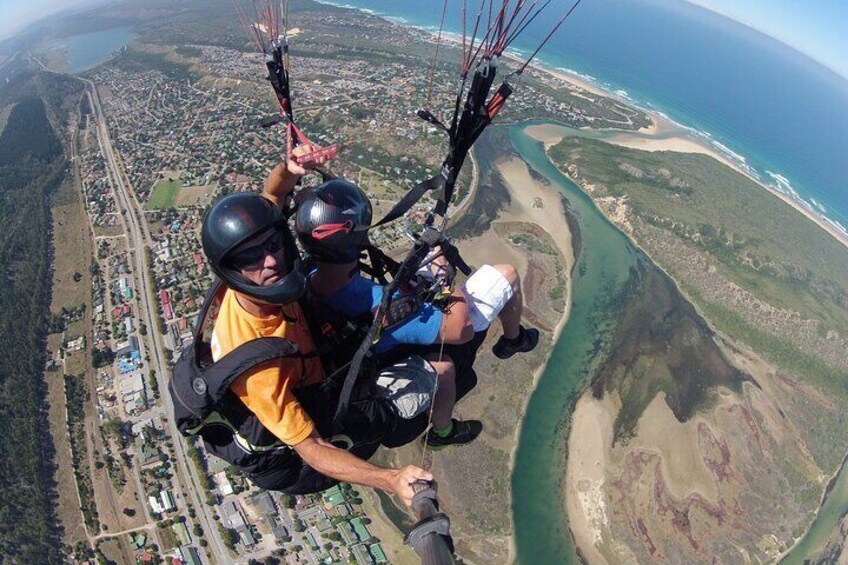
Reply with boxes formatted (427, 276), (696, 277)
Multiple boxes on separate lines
(147, 179), (182, 209)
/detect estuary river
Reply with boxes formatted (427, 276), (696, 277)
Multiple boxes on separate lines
(782, 452), (848, 563)
(508, 120), (848, 563)
(509, 122), (640, 564)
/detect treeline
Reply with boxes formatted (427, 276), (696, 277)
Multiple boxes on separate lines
(0, 94), (66, 562)
(65, 374), (99, 531)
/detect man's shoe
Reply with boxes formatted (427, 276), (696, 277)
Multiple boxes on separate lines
(425, 419), (482, 448)
(492, 325), (540, 359)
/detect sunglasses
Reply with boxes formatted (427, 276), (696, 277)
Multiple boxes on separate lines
(227, 231), (285, 270)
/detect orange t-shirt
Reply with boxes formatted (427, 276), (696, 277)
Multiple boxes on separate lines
(210, 289), (325, 446)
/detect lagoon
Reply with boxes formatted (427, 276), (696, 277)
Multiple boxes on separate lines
(53, 26), (135, 74)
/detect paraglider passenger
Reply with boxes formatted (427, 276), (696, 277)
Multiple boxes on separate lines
(295, 180), (540, 447)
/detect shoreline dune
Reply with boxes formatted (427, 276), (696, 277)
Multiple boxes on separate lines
(523, 118), (848, 251)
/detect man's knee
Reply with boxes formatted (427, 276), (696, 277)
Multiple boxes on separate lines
(424, 353), (456, 382)
(493, 263), (520, 290)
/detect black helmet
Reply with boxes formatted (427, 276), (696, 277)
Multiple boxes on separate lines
(201, 193), (306, 304)
(295, 179), (372, 264)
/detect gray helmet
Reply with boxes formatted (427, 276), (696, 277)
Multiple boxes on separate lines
(201, 193), (305, 304)
(294, 179), (372, 264)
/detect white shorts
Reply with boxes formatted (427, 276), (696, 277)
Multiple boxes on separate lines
(460, 264), (514, 332)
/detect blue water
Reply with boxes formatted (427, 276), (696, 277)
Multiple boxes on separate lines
(318, 0), (848, 231)
(53, 27), (135, 74)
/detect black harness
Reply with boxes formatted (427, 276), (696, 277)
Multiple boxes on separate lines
(168, 281), (390, 492)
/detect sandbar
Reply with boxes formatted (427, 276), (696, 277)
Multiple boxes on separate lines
(564, 393), (615, 564)
(488, 155), (576, 560)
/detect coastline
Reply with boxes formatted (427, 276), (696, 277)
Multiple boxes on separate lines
(317, 3), (848, 560)
(523, 117), (848, 251)
(320, 0), (848, 251)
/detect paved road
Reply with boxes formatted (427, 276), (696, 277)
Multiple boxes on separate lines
(85, 79), (230, 564)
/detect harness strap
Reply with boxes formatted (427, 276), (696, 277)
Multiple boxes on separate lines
(332, 238), (435, 433)
(186, 411), (290, 453)
(361, 244), (401, 285)
(365, 173), (445, 230)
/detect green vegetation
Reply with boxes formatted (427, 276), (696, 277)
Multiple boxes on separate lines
(185, 439), (214, 492)
(550, 138), (848, 332)
(108, 48), (199, 81)
(696, 296), (847, 398)
(550, 137), (848, 400)
(0, 94), (66, 562)
(174, 46), (202, 58)
(219, 524), (237, 550)
(147, 179), (182, 209)
(66, 374), (99, 531)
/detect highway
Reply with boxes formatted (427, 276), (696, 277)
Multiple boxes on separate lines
(85, 78), (230, 564)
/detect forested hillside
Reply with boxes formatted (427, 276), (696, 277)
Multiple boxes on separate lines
(0, 93), (66, 562)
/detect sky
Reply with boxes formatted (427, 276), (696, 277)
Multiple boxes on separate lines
(0, 0), (846, 78)
(0, 0), (105, 40)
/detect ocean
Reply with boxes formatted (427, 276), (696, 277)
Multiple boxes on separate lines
(317, 0), (848, 234)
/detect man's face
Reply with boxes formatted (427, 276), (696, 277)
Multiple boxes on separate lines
(228, 230), (288, 286)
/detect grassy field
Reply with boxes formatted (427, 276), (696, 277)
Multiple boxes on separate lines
(45, 173), (94, 548)
(98, 537), (133, 565)
(147, 179), (182, 209)
(157, 524), (179, 550)
(173, 183), (215, 207)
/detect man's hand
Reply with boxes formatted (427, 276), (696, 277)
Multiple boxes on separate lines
(263, 143), (331, 209)
(294, 433), (433, 508)
(386, 465), (434, 507)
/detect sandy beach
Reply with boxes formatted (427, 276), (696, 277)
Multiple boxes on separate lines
(459, 153), (576, 365)
(490, 156), (576, 382)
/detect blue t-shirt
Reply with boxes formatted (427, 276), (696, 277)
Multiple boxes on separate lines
(321, 274), (443, 354)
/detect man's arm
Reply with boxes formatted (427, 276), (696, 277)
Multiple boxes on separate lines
(262, 144), (329, 209)
(293, 431), (432, 507)
(422, 246), (475, 344)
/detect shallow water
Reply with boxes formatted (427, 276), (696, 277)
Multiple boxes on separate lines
(505, 122), (640, 564)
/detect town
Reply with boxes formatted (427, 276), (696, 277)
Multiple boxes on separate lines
(48, 6), (646, 564)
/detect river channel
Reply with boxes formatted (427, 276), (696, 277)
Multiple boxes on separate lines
(509, 122), (640, 564)
(508, 120), (848, 563)
(781, 451), (848, 563)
